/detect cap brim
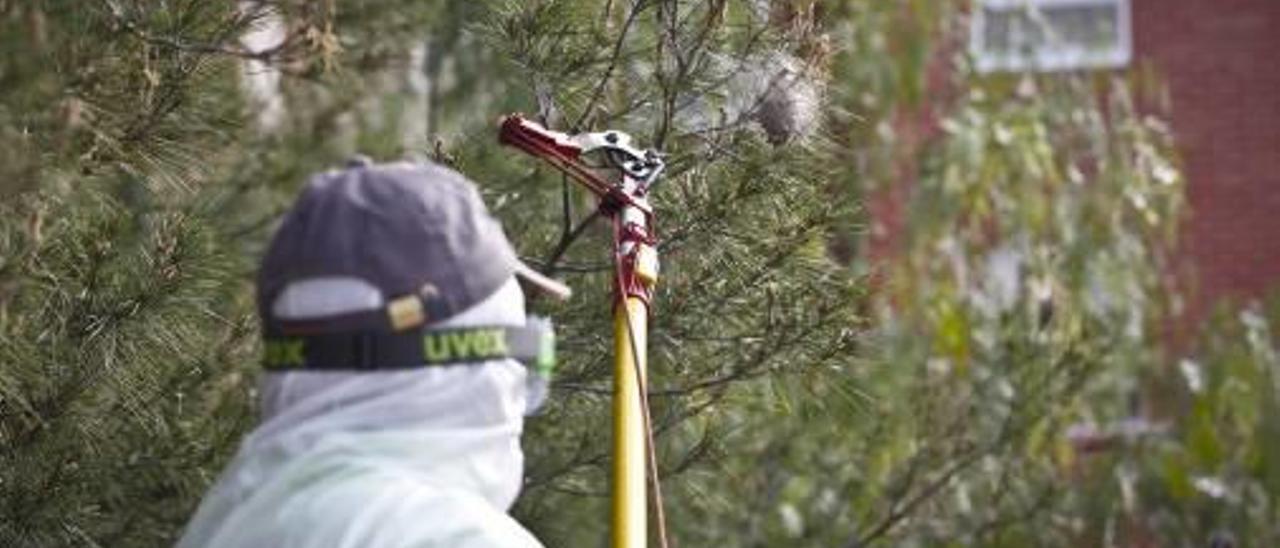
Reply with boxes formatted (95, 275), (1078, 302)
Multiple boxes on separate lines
(514, 261), (573, 300)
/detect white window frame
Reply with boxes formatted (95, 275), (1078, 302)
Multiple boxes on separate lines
(971, 0), (1132, 73)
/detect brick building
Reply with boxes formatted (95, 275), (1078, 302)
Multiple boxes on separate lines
(958, 0), (1280, 329)
(1131, 0), (1280, 325)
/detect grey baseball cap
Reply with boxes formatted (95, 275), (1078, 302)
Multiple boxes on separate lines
(257, 159), (569, 335)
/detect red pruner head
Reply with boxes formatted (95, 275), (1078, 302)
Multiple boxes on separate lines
(498, 114), (583, 161)
(497, 114), (620, 200)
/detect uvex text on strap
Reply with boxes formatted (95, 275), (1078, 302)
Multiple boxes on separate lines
(261, 318), (555, 377)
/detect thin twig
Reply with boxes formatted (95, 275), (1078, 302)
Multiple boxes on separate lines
(572, 0), (649, 132)
(539, 210), (604, 276)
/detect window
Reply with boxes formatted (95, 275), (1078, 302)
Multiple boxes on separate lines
(971, 0), (1132, 73)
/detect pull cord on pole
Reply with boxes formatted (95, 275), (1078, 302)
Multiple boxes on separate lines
(612, 213), (670, 548)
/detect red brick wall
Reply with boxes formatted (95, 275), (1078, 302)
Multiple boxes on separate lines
(1133, 0), (1280, 323)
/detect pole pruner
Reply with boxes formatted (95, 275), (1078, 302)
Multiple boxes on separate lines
(499, 114), (666, 548)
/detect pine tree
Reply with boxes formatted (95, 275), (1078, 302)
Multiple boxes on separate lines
(0, 3), (258, 544)
(458, 2), (861, 544)
(0, 1), (444, 545)
(1, 1), (862, 545)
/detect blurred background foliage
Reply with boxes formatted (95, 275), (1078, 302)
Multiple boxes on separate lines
(0, 1), (1276, 546)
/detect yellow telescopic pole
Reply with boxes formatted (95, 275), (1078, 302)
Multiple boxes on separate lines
(497, 113), (665, 546)
(611, 295), (649, 548)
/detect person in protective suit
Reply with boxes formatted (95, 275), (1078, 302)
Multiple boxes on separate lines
(177, 159), (571, 548)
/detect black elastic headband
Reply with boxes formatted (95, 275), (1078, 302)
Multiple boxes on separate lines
(261, 318), (555, 376)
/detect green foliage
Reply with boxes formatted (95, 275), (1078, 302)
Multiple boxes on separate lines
(2, 1), (1269, 547)
(0, 194), (255, 545)
(1070, 302), (1280, 547)
(729, 3), (1196, 545)
(732, 2), (1273, 547)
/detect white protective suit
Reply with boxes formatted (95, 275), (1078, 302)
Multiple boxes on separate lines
(177, 278), (544, 548)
